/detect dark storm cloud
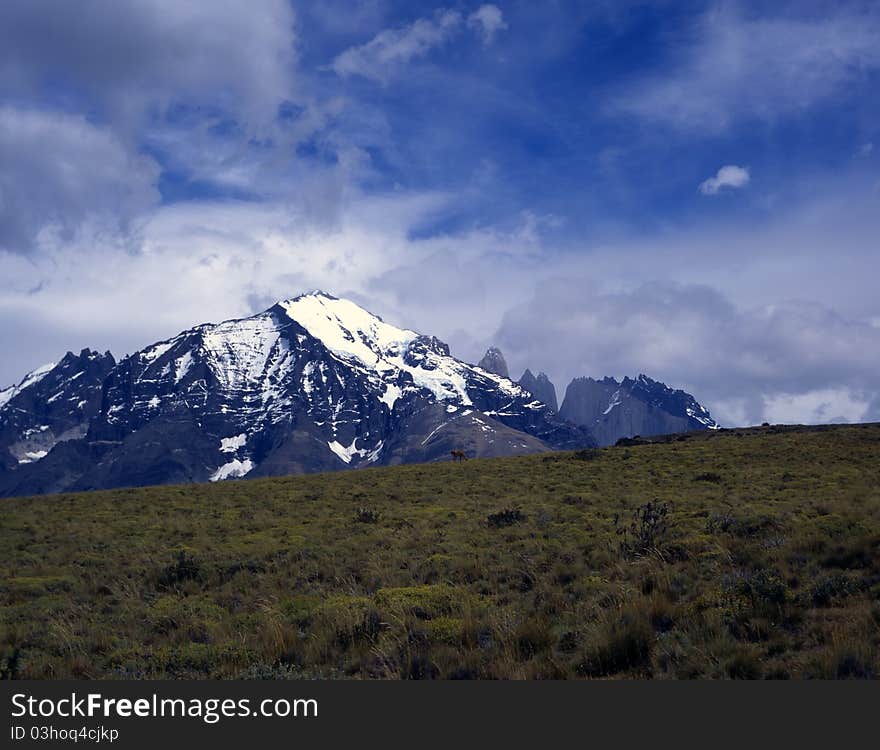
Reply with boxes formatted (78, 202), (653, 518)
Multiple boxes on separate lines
(0, 0), (298, 253)
(0, 108), (160, 253)
(0, 0), (296, 125)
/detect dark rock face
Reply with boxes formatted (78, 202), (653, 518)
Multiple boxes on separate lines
(518, 369), (558, 412)
(0, 294), (594, 497)
(0, 349), (115, 470)
(559, 374), (718, 447)
(477, 347), (510, 378)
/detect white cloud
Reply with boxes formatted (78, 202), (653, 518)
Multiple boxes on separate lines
(858, 142), (874, 157)
(0, 107), (160, 253)
(331, 9), (462, 83)
(762, 389), (870, 425)
(468, 5), (508, 45)
(699, 164), (750, 195)
(609, 5), (880, 131)
(330, 5), (506, 82)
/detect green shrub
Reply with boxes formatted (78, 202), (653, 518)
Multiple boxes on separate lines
(157, 551), (203, 590)
(578, 605), (655, 677)
(353, 507), (381, 524)
(614, 501), (671, 558)
(514, 619), (553, 660)
(487, 508), (526, 528)
(808, 573), (863, 607)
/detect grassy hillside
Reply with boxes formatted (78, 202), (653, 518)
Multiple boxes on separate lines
(2, 424), (879, 679)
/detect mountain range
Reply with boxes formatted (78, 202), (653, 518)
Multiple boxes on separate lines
(475, 348), (718, 447)
(0, 292), (717, 497)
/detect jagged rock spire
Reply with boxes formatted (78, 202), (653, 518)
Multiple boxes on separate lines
(477, 347), (509, 379)
(518, 369), (558, 412)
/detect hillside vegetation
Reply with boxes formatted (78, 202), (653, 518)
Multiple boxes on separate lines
(2, 424), (879, 679)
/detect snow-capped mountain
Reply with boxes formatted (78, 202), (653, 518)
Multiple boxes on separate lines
(0, 293), (593, 497)
(559, 374), (719, 447)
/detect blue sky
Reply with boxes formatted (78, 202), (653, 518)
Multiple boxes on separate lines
(1, 0), (879, 425)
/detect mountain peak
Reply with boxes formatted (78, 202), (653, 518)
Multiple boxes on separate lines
(518, 368), (558, 412)
(477, 347), (510, 379)
(277, 293), (419, 369)
(283, 289), (338, 303)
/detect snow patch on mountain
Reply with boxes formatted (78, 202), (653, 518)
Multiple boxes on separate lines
(473, 367), (522, 399)
(0, 362), (56, 410)
(687, 406), (720, 429)
(219, 433), (248, 453)
(141, 341), (175, 364)
(18, 450), (48, 464)
(403, 357), (472, 405)
(201, 315), (289, 393)
(328, 437), (383, 464)
(603, 390), (622, 415)
(380, 383), (402, 410)
(174, 352), (194, 383)
(209, 458), (254, 481)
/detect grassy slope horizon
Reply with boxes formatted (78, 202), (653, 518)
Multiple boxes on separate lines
(1, 423), (879, 679)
